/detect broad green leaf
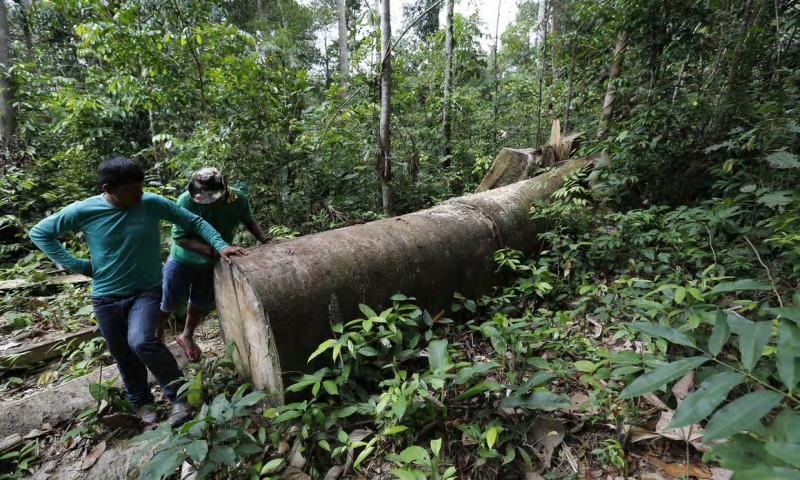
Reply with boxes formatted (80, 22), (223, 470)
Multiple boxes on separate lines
(273, 410), (302, 424)
(778, 320), (800, 391)
(389, 469), (418, 480)
(336, 406), (357, 418)
(764, 441), (800, 468)
(573, 361), (598, 373)
(733, 466), (800, 479)
(523, 372), (557, 389)
(499, 392), (571, 410)
(774, 410), (800, 443)
(261, 458), (284, 474)
(209, 446), (236, 467)
(185, 440), (208, 463)
(393, 395), (407, 421)
(629, 321), (695, 348)
(359, 304), (377, 318)
(454, 382), (502, 401)
(528, 357), (550, 369)
(354, 445), (375, 469)
(709, 279), (774, 296)
(455, 361), (501, 385)
(428, 339), (449, 371)
(767, 307), (800, 325)
(399, 446), (429, 465)
(667, 371), (744, 429)
(709, 310), (731, 356)
(140, 447), (182, 480)
(430, 438), (442, 457)
(308, 339), (336, 363)
(486, 428), (497, 449)
(358, 346), (378, 357)
(674, 286), (686, 304)
(318, 440), (331, 451)
(620, 356), (709, 399)
(323, 380), (339, 396)
(739, 321), (772, 372)
(704, 390), (784, 443)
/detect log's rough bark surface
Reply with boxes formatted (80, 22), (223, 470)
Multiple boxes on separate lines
(0, 342), (188, 437)
(1, 327), (100, 367)
(215, 158), (595, 401)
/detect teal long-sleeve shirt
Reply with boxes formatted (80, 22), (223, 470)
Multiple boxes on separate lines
(29, 193), (229, 297)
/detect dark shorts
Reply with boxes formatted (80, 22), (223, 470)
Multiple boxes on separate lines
(160, 256), (214, 313)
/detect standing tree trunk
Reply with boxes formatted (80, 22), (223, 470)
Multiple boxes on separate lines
(722, 0), (754, 121)
(378, 0), (392, 216)
(564, 37), (576, 132)
(492, 0), (502, 147)
(598, 31), (628, 139)
(19, 0), (35, 67)
(534, 0), (549, 146)
(336, 0), (349, 98)
(0, 0), (14, 145)
(256, 0), (267, 20)
(442, 0), (454, 165)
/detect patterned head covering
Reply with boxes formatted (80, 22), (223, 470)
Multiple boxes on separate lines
(188, 167), (226, 204)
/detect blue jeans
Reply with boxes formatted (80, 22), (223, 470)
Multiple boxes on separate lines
(92, 287), (184, 406)
(160, 256), (215, 313)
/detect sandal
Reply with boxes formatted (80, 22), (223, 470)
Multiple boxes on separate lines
(175, 336), (202, 362)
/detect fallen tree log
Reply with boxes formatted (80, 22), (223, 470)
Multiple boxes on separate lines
(0, 342), (188, 437)
(214, 157), (597, 401)
(0, 274), (91, 291)
(0, 327), (100, 368)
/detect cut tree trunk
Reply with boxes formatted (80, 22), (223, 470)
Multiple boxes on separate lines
(214, 158), (597, 401)
(476, 121), (584, 192)
(0, 342), (188, 437)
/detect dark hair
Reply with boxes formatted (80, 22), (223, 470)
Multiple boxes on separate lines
(98, 157), (144, 189)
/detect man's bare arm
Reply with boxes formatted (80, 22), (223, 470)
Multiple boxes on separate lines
(245, 219), (269, 244)
(177, 238), (217, 258)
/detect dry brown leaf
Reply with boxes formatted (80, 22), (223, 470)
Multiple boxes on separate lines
(461, 430), (478, 446)
(643, 392), (669, 411)
(639, 471), (667, 480)
(280, 466), (311, 480)
(710, 467), (733, 480)
(525, 472), (546, 480)
(23, 428), (50, 440)
(80, 440), (106, 471)
(323, 465), (344, 480)
(655, 410), (703, 443)
(348, 428), (373, 444)
(623, 425), (662, 443)
(32, 460), (57, 480)
(644, 456), (712, 479)
(672, 371), (695, 403)
(527, 417), (565, 469)
(563, 393), (599, 415)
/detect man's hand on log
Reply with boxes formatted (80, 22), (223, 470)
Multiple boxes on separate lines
(220, 246), (248, 264)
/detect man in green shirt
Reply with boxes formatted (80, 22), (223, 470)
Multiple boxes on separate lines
(29, 157), (247, 426)
(159, 167), (268, 362)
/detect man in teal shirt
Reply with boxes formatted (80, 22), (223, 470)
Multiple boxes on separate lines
(159, 167), (268, 362)
(29, 157), (247, 426)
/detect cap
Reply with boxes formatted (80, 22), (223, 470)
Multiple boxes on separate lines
(188, 167), (226, 204)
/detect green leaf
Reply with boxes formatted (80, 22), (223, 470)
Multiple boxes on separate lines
(261, 458), (284, 474)
(674, 287), (686, 304)
(274, 410), (302, 424)
(323, 380), (339, 396)
(499, 392), (571, 410)
(527, 357), (550, 369)
(774, 410), (800, 443)
(399, 446), (429, 465)
(308, 339), (336, 363)
(428, 339), (449, 371)
(455, 361), (501, 385)
(453, 382), (501, 401)
(389, 469), (418, 480)
(336, 406), (357, 418)
(237, 391), (268, 407)
(620, 356), (710, 399)
(667, 372), (744, 429)
(318, 440), (331, 451)
(185, 440), (208, 463)
(382, 426), (409, 435)
(704, 390), (784, 443)
(140, 447), (182, 480)
(778, 320), (800, 391)
(209, 446), (236, 467)
(764, 441), (800, 468)
(358, 346), (378, 357)
(709, 280), (774, 295)
(709, 310), (731, 356)
(359, 304), (377, 318)
(734, 466), (800, 479)
(486, 428), (497, 449)
(629, 321), (695, 348)
(767, 307), (800, 325)
(393, 395), (407, 421)
(573, 361), (598, 373)
(523, 372), (556, 389)
(739, 321), (772, 372)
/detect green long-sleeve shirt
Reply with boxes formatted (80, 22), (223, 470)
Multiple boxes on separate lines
(29, 193), (229, 297)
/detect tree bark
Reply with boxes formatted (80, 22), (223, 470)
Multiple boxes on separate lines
(722, 0), (754, 119)
(378, 0), (392, 216)
(19, 0), (35, 66)
(336, 0), (349, 97)
(492, 0), (502, 147)
(256, 0), (267, 19)
(442, 0), (454, 165)
(598, 31), (628, 139)
(564, 38), (576, 132)
(535, 0), (549, 146)
(214, 158), (597, 397)
(0, 0), (15, 145)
